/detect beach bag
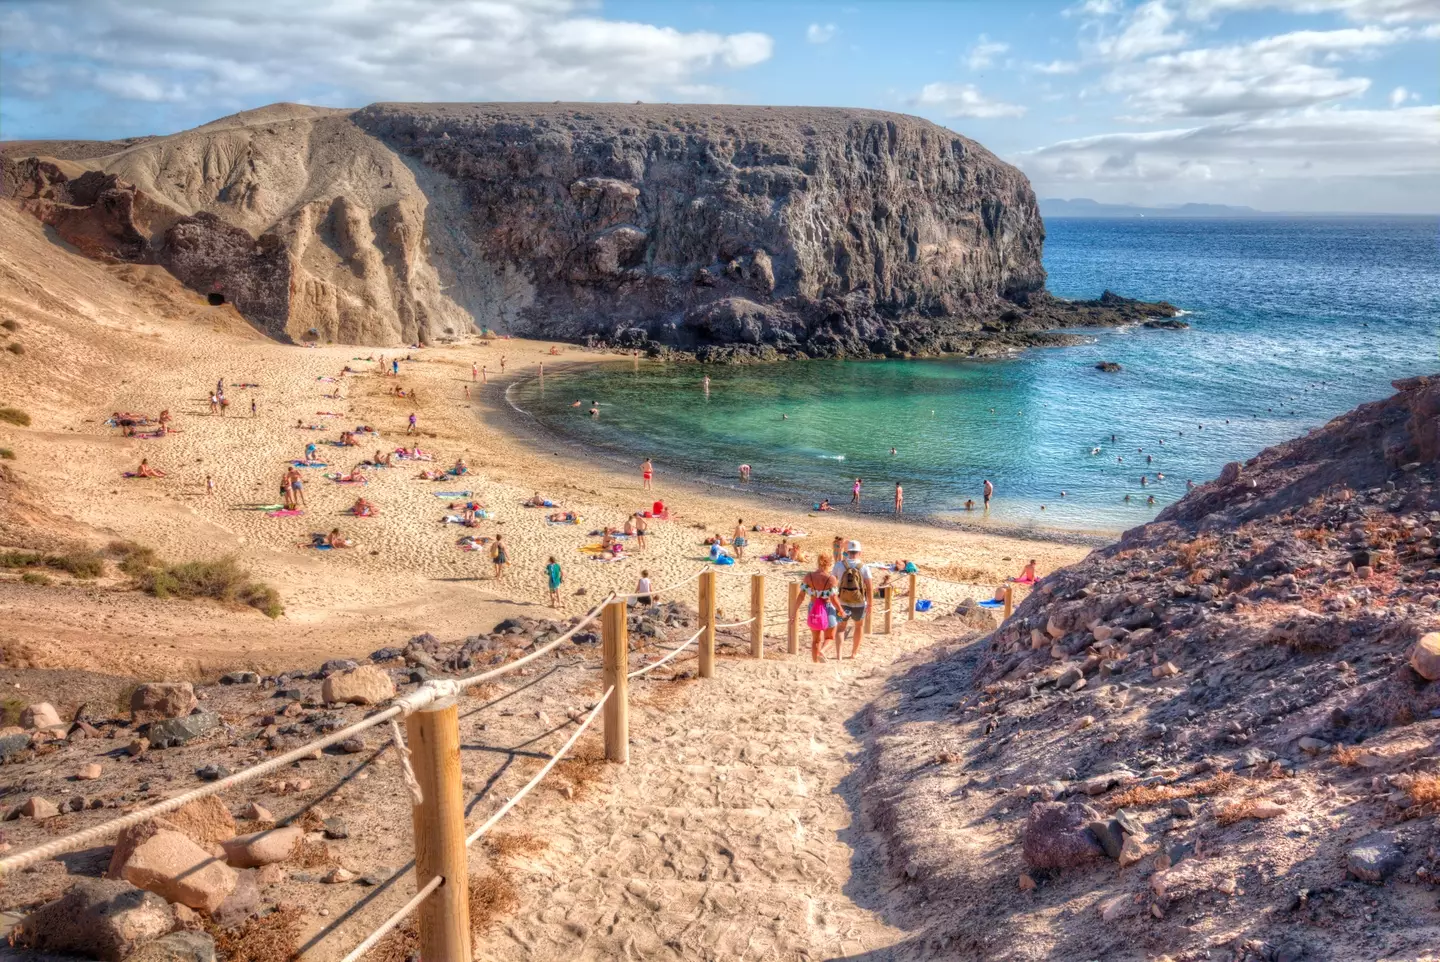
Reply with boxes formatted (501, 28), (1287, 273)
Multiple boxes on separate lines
(837, 561), (866, 607)
(807, 598), (829, 632)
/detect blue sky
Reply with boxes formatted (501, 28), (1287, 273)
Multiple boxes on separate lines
(2, 0), (1437, 211)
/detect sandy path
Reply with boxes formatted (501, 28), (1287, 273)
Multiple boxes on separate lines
(469, 613), (942, 960)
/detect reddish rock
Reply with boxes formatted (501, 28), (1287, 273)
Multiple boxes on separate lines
(130, 682), (197, 723)
(321, 665), (395, 706)
(119, 829), (237, 913)
(1022, 802), (1104, 870)
(220, 826), (303, 868)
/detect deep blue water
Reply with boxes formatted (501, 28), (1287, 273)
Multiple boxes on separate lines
(512, 217), (1440, 533)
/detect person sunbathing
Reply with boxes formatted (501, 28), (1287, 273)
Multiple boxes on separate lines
(548, 510), (577, 522)
(451, 458), (469, 475)
(334, 470), (367, 483)
(350, 497), (375, 517)
(787, 542), (803, 562)
(774, 538), (790, 558)
(372, 449), (393, 466)
(135, 458), (165, 478)
(327, 528), (354, 548)
(417, 468), (445, 480)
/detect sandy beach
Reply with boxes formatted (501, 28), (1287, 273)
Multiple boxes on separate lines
(0, 204), (1087, 678)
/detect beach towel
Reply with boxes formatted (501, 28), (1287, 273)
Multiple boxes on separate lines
(244, 504), (286, 511)
(317, 376), (339, 383)
(323, 473), (368, 485)
(915, 600), (933, 612)
(546, 518), (579, 526)
(230, 382), (260, 388)
(291, 460), (328, 468)
(432, 491), (472, 498)
(267, 509), (304, 517)
(316, 411), (343, 417)
(641, 510), (669, 520)
(761, 555), (798, 564)
(978, 599), (1005, 609)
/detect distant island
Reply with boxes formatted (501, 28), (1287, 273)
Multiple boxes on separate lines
(1040, 197), (1262, 218)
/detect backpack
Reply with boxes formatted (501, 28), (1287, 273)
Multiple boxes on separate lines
(837, 561), (866, 606)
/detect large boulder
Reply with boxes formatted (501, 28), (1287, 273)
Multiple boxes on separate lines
(1410, 632), (1440, 681)
(13, 879), (174, 962)
(119, 829), (237, 912)
(1022, 802), (1104, 870)
(321, 665), (395, 706)
(130, 683), (198, 723)
(1347, 831), (1404, 883)
(20, 701), (63, 730)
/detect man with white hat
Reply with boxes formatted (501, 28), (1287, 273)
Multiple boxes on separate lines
(831, 539), (872, 658)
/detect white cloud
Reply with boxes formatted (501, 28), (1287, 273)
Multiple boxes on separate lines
(806, 22), (838, 44)
(1103, 25), (1410, 118)
(1091, 1), (1190, 60)
(913, 82), (1027, 118)
(1185, 0), (1440, 23)
(1390, 84), (1421, 104)
(1031, 59), (1083, 73)
(966, 35), (1010, 69)
(0, 0), (775, 110)
(1066, 0), (1124, 16)
(1015, 105), (1440, 210)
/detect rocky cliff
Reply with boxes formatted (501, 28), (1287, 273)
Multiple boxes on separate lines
(858, 376), (1440, 960)
(1, 102), (1173, 350)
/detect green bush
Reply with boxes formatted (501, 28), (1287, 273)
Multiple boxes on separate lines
(0, 448), (13, 460)
(0, 697), (23, 727)
(5, 343), (23, 356)
(0, 407), (30, 427)
(21, 571), (51, 586)
(107, 540), (160, 576)
(139, 557), (283, 618)
(0, 320), (17, 332)
(0, 549), (105, 578)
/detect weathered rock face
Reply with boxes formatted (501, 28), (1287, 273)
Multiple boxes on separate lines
(2, 102), (1174, 352)
(352, 102), (1048, 350)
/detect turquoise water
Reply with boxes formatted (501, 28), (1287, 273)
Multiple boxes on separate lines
(510, 217), (1440, 533)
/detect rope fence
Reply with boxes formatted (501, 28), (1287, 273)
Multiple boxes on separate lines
(1, 556), (1021, 959)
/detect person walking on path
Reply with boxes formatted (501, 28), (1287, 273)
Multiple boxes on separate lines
(832, 535), (844, 564)
(642, 458), (653, 491)
(799, 553), (838, 663)
(831, 540), (872, 659)
(983, 479), (994, 509)
(894, 482), (904, 515)
(545, 555), (562, 607)
(407, 412), (418, 436)
(490, 534), (509, 580)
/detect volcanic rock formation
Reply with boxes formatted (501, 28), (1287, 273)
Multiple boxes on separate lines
(2, 102), (1175, 351)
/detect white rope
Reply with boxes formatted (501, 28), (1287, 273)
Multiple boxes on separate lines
(0, 595), (616, 877)
(628, 626), (704, 679)
(337, 874), (442, 962)
(620, 565), (707, 601)
(389, 718), (424, 805)
(714, 617), (756, 629)
(465, 687), (613, 847)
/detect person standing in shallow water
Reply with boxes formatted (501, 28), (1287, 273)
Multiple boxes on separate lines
(894, 482), (903, 515)
(983, 479), (994, 509)
(851, 478), (862, 506)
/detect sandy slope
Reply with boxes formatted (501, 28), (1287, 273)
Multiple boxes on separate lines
(0, 200), (1084, 678)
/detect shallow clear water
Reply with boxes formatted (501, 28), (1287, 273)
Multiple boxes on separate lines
(511, 217), (1440, 533)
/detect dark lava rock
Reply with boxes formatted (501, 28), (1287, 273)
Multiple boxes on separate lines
(320, 659), (358, 676)
(323, 816), (350, 839)
(219, 671), (259, 685)
(1095, 361), (1122, 372)
(369, 646), (404, 663)
(147, 711), (220, 749)
(0, 732), (33, 761)
(1023, 802), (1105, 869)
(1347, 831), (1404, 883)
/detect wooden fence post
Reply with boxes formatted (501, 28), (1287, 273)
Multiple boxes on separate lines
(1003, 584), (1014, 621)
(750, 574), (765, 659)
(786, 581), (800, 655)
(406, 699), (472, 962)
(602, 600), (629, 764)
(883, 586), (893, 635)
(699, 570), (716, 679)
(907, 573), (917, 621)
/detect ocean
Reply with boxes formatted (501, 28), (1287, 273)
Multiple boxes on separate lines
(509, 217), (1440, 534)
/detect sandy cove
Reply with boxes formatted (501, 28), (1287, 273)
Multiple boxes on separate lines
(0, 204), (1086, 678)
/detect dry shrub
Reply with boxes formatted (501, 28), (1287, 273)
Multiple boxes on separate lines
(208, 905), (303, 962)
(370, 874), (517, 962)
(289, 838), (334, 868)
(0, 407), (30, 427)
(1332, 745), (1364, 767)
(1105, 771), (1238, 811)
(1296, 527), (1330, 545)
(1175, 535), (1217, 570)
(633, 674), (695, 712)
(137, 556), (283, 618)
(485, 831), (548, 861)
(1215, 797), (1272, 827)
(1407, 774), (1440, 814)
(551, 740), (607, 801)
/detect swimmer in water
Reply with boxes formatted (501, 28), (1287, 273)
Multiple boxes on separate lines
(1186, 479), (1195, 489)
(1090, 447), (1100, 455)
(571, 400), (582, 407)
(1140, 476), (1148, 486)
(1157, 473), (1165, 480)
(589, 405), (599, 418)
(1146, 454), (1153, 464)
(1147, 495), (1156, 505)
(1124, 494), (1131, 502)
(890, 447), (897, 456)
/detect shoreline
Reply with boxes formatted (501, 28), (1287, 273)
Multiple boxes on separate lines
(497, 361), (1122, 549)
